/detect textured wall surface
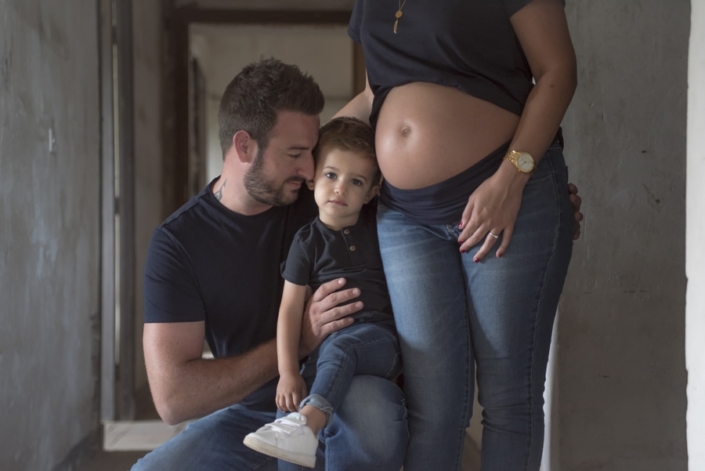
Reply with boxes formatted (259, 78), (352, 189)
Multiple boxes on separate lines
(687, 1), (705, 469)
(558, 1), (689, 470)
(0, 0), (100, 469)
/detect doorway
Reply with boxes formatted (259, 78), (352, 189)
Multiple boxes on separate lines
(101, 5), (364, 451)
(189, 23), (357, 186)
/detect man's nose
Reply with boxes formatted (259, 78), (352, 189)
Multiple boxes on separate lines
(298, 155), (315, 180)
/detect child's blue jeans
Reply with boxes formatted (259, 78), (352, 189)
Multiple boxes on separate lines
(297, 321), (401, 427)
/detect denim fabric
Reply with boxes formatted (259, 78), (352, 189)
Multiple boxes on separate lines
(377, 145), (573, 471)
(299, 394), (335, 425)
(298, 322), (402, 427)
(130, 376), (407, 471)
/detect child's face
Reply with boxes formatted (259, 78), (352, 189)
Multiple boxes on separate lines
(308, 147), (380, 230)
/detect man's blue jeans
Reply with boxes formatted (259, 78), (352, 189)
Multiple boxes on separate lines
(130, 376), (407, 471)
(377, 145), (573, 471)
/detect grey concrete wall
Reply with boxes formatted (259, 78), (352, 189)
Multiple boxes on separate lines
(558, 1), (689, 469)
(0, 1), (101, 469)
(687, 1), (705, 469)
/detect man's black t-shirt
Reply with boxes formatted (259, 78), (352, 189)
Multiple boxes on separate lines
(143, 180), (317, 409)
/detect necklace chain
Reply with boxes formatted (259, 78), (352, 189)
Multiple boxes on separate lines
(394, 0), (408, 34)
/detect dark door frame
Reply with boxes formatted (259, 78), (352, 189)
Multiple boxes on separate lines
(162, 6), (359, 215)
(100, 0), (138, 422)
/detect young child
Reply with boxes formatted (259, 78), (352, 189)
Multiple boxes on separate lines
(243, 117), (401, 468)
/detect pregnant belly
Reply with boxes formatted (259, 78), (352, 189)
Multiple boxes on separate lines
(375, 82), (520, 190)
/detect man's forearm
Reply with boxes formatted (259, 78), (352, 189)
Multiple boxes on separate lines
(148, 339), (278, 425)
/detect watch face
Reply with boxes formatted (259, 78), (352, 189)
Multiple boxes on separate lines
(517, 153), (534, 172)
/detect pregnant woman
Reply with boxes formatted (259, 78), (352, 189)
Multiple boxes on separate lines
(335, 0), (578, 469)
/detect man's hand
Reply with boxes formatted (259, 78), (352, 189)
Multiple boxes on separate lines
(299, 278), (361, 358)
(568, 183), (583, 240)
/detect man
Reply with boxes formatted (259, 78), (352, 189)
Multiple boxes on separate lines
(132, 59), (408, 471)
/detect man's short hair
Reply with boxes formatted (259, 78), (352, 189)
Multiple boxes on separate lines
(315, 117), (381, 185)
(218, 58), (325, 157)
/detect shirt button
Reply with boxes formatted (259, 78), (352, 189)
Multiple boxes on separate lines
(343, 229), (350, 235)
(349, 245), (356, 251)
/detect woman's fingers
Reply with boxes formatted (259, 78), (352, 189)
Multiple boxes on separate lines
(459, 221), (488, 252)
(460, 222), (520, 259)
(496, 225), (513, 258)
(471, 230), (501, 261)
(567, 183), (584, 240)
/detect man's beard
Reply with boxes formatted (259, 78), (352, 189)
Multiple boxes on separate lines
(244, 148), (304, 207)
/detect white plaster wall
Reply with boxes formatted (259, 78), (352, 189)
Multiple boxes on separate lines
(0, 0), (100, 469)
(133, 0), (164, 395)
(558, 1), (689, 469)
(687, 1), (705, 469)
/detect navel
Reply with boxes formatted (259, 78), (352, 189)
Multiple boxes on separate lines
(398, 125), (412, 138)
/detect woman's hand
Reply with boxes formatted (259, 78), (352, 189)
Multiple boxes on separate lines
(457, 165), (529, 261)
(276, 373), (308, 413)
(458, 172), (584, 260)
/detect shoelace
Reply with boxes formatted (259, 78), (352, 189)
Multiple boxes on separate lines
(267, 415), (305, 436)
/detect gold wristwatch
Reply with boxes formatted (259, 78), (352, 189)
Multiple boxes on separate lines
(504, 150), (536, 174)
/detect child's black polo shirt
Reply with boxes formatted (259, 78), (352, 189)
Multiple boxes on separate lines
(281, 205), (394, 325)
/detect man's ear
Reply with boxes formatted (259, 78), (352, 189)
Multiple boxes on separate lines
(306, 180), (315, 191)
(232, 130), (256, 163)
(364, 184), (381, 204)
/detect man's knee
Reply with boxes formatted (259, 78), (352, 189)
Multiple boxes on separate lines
(343, 375), (406, 420)
(328, 376), (408, 466)
(131, 405), (277, 471)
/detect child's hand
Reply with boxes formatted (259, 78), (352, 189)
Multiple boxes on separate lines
(276, 373), (308, 412)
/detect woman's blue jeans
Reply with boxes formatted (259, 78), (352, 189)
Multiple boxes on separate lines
(377, 145), (573, 471)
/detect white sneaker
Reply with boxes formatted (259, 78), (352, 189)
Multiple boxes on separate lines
(243, 412), (318, 468)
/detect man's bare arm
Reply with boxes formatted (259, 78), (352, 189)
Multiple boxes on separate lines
(144, 279), (363, 426)
(143, 321), (278, 425)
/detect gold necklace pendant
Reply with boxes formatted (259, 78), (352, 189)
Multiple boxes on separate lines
(394, 10), (402, 34)
(394, 0), (407, 34)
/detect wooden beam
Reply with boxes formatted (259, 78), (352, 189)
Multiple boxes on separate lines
(99, 0), (116, 422)
(116, 0), (136, 421)
(174, 8), (351, 25)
